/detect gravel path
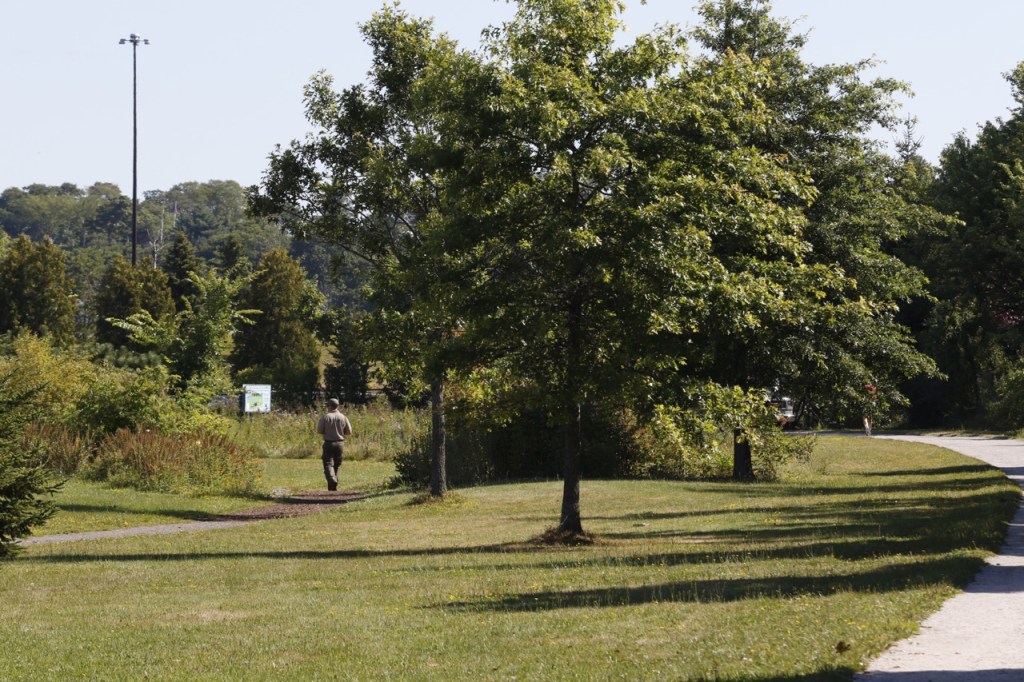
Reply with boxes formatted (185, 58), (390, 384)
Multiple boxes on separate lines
(19, 490), (364, 546)
(856, 435), (1024, 681)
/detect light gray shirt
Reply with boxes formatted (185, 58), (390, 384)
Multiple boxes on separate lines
(316, 410), (352, 441)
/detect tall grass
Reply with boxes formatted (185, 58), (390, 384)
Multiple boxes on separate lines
(84, 429), (262, 496)
(226, 403), (427, 461)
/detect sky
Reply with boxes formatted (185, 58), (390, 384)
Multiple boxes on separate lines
(2, 1), (1022, 195)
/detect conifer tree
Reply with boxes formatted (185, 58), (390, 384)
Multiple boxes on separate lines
(94, 256), (174, 349)
(0, 372), (57, 558)
(231, 248), (321, 402)
(0, 235), (76, 345)
(161, 230), (204, 311)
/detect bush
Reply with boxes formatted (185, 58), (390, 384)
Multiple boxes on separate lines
(85, 429), (262, 496)
(77, 365), (175, 435)
(628, 403), (812, 482)
(0, 332), (95, 426)
(392, 397), (812, 488)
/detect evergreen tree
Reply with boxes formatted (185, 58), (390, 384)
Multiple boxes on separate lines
(232, 249), (321, 402)
(0, 235), (76, 345)
(161, 230), (204, 311)
(0, 371), (58, 558)
(94, 256), (175, 349)
(215, 233), (248, 274)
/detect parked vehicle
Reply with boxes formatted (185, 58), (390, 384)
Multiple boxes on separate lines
(770, 395), (797, 430)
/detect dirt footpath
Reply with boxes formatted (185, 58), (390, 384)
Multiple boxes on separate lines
(856, 435), (1024, 681)
(20, 490), (364, 546)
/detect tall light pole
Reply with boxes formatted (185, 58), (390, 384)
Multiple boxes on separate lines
(119, 33), (149, 266)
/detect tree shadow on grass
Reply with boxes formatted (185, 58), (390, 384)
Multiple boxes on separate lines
(53, 503), (217, 522)
(858, 464), (994, 477)
(443, 553), (980, 613)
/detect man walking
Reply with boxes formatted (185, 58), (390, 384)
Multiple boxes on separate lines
(316, 398), (352, 491)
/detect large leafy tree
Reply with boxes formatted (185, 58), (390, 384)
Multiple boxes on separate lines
(688, 0), (941, 435)
(250, 7), (482, 494)
(918, 62), (1024, 423)
(0, 235), (76, 345)
(445, 0), (825, 530)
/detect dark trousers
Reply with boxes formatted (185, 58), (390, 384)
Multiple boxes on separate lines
(322, 440), (344, 490)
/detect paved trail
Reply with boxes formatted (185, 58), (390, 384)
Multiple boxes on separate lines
(856, 435), (1024, 682)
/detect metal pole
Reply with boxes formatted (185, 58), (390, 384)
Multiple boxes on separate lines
(131, 39), (138, 266)
(120, 34), (148, 266)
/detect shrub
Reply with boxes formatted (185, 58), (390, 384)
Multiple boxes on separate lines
(628, 403), (813, 482)
(77, 365), (174, 435)
(392, 398), (812, 488)
(85, 429), (262, 496)
(0, 332), (95, 426)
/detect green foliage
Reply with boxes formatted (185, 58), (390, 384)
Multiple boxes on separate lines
(0, 235), (76, 345)
(213, 233), (249, 274)
(987, 353), (1024, 428)
(686, 0), (943, 426)
(84, 428), (262, 496)
(76, 365), (174, 435)
(110, 270), (256, 399)
(0, 371), (58, 557)
(160, 230), (204, 310)
(144, 180), (289, 261)
(232, 248), (322, 404)
(0, 333), (95, 427)
(390, 398), (805, 487)
(911, 59), (1024, 425)
(94, 256), (175, 349)
(319, 309), (371, 404)
(631, 400), (812, 482)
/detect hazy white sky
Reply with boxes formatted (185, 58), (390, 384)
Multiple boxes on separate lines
(2, 1), (1022, 194)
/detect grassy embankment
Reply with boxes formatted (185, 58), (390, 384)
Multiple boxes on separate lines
(2, 436), (1019, 680)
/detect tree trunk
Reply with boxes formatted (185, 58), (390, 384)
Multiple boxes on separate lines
(559, 400), (583, 533)
(559, 293), (584, 534)
(429, 376), (447, 497)
(732, 427), (755, 481)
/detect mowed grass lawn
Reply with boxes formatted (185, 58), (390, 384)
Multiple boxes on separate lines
(2, 437), (1019, 681)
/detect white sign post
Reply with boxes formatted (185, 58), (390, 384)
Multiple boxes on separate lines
(241, 384), (272, 414)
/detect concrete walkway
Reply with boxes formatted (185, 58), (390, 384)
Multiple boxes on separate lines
(856, 435), (1024, 681)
